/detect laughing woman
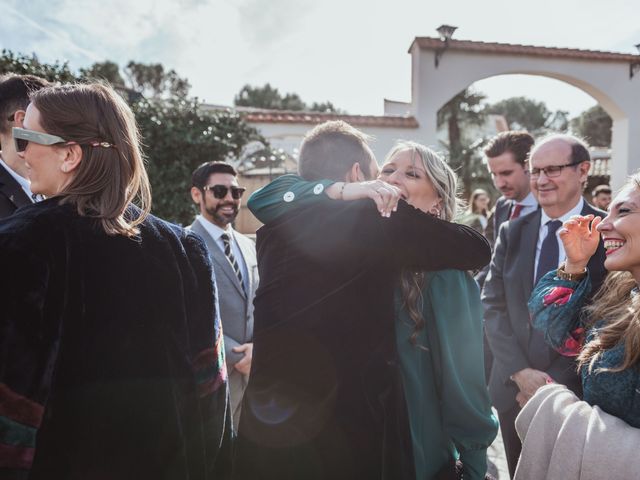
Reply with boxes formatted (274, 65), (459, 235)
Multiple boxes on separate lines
(248, 141), (498, 480)
(529, 172), (640, 427)
(0, 83), (231, 479)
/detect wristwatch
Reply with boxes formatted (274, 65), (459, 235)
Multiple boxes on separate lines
(556, 262), (587, 282)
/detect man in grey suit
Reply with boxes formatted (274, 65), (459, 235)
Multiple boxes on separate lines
(477, 131), (537, 383)
(190, 161), (258, 431)
(482, 134), (607, 478)
(0, 74), (49, 218)
(483, 131), (538, 248)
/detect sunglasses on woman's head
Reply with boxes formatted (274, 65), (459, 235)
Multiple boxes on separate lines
(203, 184), (246, 200)
(12, 127), (75, 153)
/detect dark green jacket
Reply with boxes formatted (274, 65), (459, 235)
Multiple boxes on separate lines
(396, 270), (497, 480)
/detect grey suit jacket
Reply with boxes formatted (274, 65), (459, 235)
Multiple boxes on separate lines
(482, 202), (607, 412)
(475, 197), (512, 286)
(190, 219), (259, 366)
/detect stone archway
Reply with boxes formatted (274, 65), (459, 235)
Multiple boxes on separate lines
(407, 37), (640, 188)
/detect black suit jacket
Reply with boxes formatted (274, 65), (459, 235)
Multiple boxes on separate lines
(233, 200), (491, 480)
(482, 202), (607, 412)
(0, 162), (32, 219)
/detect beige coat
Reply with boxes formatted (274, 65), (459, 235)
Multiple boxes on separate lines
(515, 383), (640, 480)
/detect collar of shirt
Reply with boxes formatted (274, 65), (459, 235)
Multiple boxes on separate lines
(540, 197), (584, 227)
(197, 214), (249, 292)
(0, 155), (34, 200)
(197, 214), (233, 244)
(519, 191), (538, 208)
(513, 191), (538, 217)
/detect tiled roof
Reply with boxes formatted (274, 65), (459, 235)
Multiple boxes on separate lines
(411, 37), (640, 63)
(241, 109), (419, 128)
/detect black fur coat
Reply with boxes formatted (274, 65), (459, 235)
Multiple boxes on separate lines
(0, 199), (231, 479)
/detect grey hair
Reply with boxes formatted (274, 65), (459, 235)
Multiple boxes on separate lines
(384, 140), (463, 221)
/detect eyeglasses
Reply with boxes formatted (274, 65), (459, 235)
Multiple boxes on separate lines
(203, 184), (246, 200)
(12, 127), (75, 153)
(530, 161), (585, 178)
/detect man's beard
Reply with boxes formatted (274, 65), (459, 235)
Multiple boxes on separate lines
(207, 202), (238, 226)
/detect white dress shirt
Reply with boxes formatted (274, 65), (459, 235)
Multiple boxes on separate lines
(534, 198), (584, 281)
(513, 191), (538, 218)
(0, 155), (35, 200)
(197, 215), (249, 292)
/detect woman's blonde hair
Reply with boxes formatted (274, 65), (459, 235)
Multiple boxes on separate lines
(31, 83), (151, 237)
(578, 173), (640, 373)
(385, 141), (462, 345)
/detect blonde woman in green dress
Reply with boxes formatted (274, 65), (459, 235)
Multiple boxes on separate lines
(249, 141), (498, 479)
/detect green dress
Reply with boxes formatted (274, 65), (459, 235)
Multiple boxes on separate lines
(396, 270), (497, 479)
(248, 175), (498, 479)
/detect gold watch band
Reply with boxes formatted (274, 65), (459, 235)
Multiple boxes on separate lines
(556, 262), (587, 282)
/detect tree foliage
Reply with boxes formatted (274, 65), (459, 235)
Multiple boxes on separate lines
(234, 83), (342, 112)
(570, 105), (612, 147)
(485, 96), (550, 133)
(79, 60), (125, 86)
(0, 50), (266, 225)
(0, 49), (77, 83)
(437, 89), (488, 194)
(484, 96), (571, 135)
(124, 61), (191, 99)
(133, 98), (265, 224)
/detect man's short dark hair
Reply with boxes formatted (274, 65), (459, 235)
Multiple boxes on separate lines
(483, 131), (535, 166)
(192, 161), (237, 190)
(0, 74), (50, 134)
(298, 120), (374, 181)
(592, 184), (611, 197)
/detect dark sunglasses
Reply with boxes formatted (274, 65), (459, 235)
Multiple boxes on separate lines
(203, 184), (246, 200)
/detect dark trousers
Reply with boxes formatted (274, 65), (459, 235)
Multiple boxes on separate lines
(497, 404), (522, 479)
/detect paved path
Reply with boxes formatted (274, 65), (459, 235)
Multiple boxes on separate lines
(487, 409), (510, 479)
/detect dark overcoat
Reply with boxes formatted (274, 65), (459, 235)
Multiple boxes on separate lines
(0, 199), (232, 479)
(233, 199), (491, 480)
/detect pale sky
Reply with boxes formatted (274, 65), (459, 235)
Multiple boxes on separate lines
(1, 0), (639, 118)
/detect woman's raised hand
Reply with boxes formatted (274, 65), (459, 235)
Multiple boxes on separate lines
(328, 180), (402, 217)
(559, 214), (602, 272)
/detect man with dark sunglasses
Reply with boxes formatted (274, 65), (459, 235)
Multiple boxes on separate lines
(0, 74), (49, 218)
(189, 161), (257, 432)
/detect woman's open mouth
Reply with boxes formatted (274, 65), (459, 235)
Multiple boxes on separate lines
(603, 238), (625, 256)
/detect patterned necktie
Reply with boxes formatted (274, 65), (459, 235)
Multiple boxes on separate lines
(221, 233), (245, 295)
(535, 220), (563, 285)
(509, 202), (524, 220)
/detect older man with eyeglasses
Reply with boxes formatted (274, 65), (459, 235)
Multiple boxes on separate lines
(189, 160), (257, 432)
(481, 134), (608, 477)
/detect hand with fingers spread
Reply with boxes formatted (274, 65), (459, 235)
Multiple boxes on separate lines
(326, 180), (402, 217)
(559, 214), (602, 272)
